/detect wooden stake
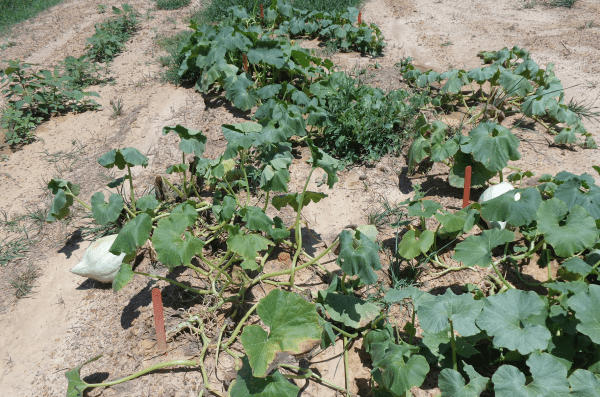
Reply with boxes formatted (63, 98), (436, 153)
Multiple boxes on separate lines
(260, 3), (264, 20)
(462, 165), (472, 208)
(358, 11), (362, 25)
(152, 288), (167, 355)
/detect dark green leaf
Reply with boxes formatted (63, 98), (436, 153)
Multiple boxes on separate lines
(109, 213), (152, 256)
(112, 263), (133, 292)
(163, 125), (207, 157)
(568, 284), (600, 344)
(271, 192), (326, 212)
(152, 213), (204, 270)
(537, 199), (598, 257)
(230, 356), (300, 397)
(65, 356), (102, 397)
(453, 229), (514, 267)
(439, 364), (489, 397)
(336, 230), (382, 285)
(481, 187), (541, 227)
(461, 122), (521, 173)
(418, 289), (484, 337)
(317, 291), (381, 329)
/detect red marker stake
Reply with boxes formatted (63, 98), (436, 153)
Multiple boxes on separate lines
(152, 288), (167, 355)
(462, 165), (472, 209)
(260, 3), (264, 20)
(358, 11), (362, 25)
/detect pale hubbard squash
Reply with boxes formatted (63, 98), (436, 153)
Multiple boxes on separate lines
(70, 234), (125, 283)
(478, 182), (519, 230)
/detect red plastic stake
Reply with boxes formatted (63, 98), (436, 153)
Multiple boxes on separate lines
(358, 11), (362, 25)
(152, 288), (167, 355)
(462, 165), (472, 208)
(260, 3), (264, 20)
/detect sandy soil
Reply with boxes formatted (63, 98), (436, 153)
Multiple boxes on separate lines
(0, 0), (599, 396)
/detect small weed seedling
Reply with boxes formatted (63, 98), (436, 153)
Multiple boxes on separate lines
(109, 97), (124, 118)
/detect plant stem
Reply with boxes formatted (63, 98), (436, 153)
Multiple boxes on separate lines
(86, 359), (198, 388)
(223, 301), (260, 348)
(278, 364), (349, 394)
(161, 176), (185, 200)
(290, 168), (316, 285)
(134, 271), (212, 295)
(449, 319), (458, 371)
(127, 165), (137, 210)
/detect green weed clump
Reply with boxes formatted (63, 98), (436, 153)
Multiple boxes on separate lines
(155, 0), (191, 10)
(0, 0), (65, 36)
(314, 72), (424, 163)
(85, 4), (139, 63)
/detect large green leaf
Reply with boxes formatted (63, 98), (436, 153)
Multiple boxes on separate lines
(398, 229), (435, 260)
(227, 225), (273, 270)
(317, 291), (381, 329)
(65, 356), (102, 397)
(240, 290), (321, 377)
(435, 208), (480, 239)
(212, 194), (237, 222)
(271, 192), (326, 212)
(98, 147), (148, 170)
(569, 369), (600, 397)
(492, 352), (569, 397)
(162, 125), (207, 157)
(460, 122), (521, 173)
(418, 289), (484, 337)
(408, 136), (430, 174)
(453, 229), (514, 267)
(568, 284), (600, 344)
(555, 179), (600, 220)
(537, 199), (598, 257)
(260, 157), (291, 193)
(90, 192), (124, 226)
(152, 213), (204, 270)
(230, 356), (300, 397)
(481, 187), (541, 227)
(336, 229), (382, 285)
(371, 341), (429, 396)
(439, 364), (489, 397)
(475, 289), (550, 354)
(109, 213), (152, 256)
(408, 200), (441, 218)
(47, 189), (73, 222)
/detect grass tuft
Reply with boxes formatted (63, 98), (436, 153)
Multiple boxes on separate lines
(10, 264), (40, 298)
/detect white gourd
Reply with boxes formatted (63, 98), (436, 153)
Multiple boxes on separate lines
(478, 182), (515, 230)
(70, 234), (125, 283)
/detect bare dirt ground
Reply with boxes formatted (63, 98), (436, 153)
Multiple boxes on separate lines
(0, 0), (598, 396)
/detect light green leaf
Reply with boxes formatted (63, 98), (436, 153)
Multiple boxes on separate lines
(439, 364), (489, 397)
(476, 289), (550, 354)
(453, 229), (514, 267)
(568, 284), (600, 344)
(109, 213), (152, 256)
(136, 195), (159, 212)
(336, 230), (382, 285)
(408, 200), (441, 218)
(561, 256), (593, 276)
(555, 179), (600, 220)
(481, 187), (541, 227)
(418, 288), (484, 337)
(537, 199), (598, 257)
(152, 213), (204, 270)
(240, 289), (321, 377)
(47, 189), (72, 222)
(408, 136), (430, 174)
(65, 356), (102, 397)
(227, 225), (273, 270)
(569, 369), (600, 397)
(492, 352), (569, 397)
(317, 291), (381, 329)
(398, 229), (435, 260)
(230, 356), (300, 397)
(90, 192), (124, 225)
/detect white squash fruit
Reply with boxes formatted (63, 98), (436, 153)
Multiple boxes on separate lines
(70, 234), (125, 283)
(478, 182), (515, 230)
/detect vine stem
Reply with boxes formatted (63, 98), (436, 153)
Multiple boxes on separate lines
(278, 364), (349, 394)
(86, 359), (198, 388)
(134, 271), (212, 295)
(127, 165), (137, 210)
(343, 333), (350, 396)
(449, 320), (458, 371)
(290, 168), (316, 286)
(222, 301), (260, 348)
